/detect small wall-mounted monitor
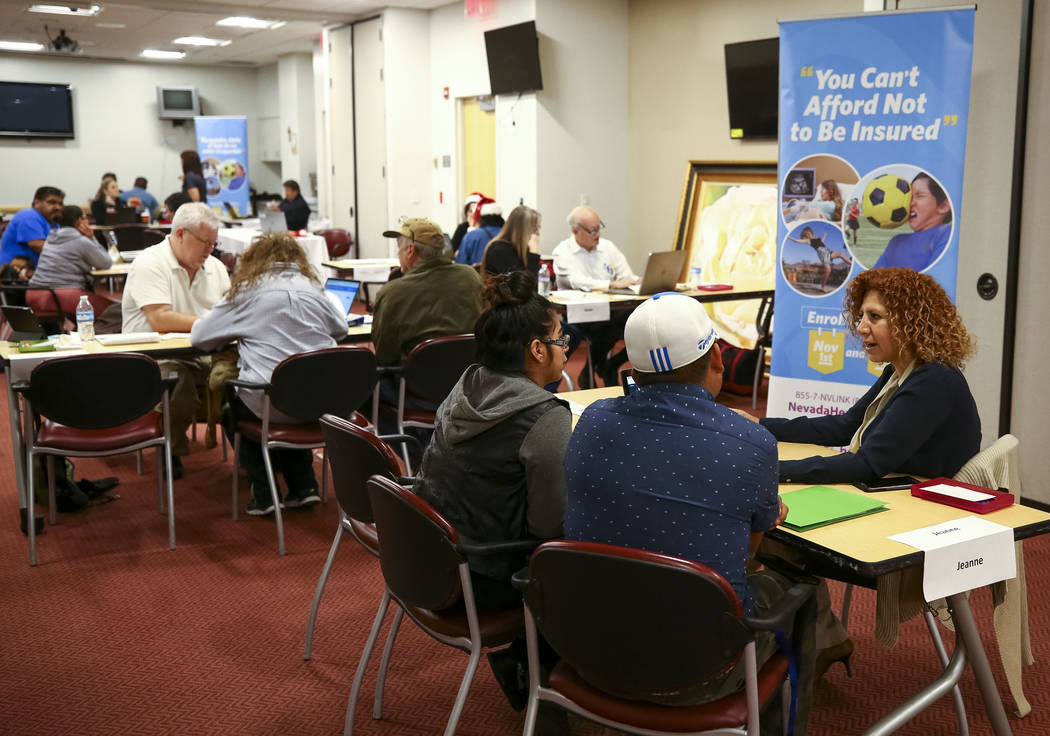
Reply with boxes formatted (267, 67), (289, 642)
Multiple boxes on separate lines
(724, 37), (778, 140)
(484, 21), (543, 96)
(0, 81), (74, 138)
(157, 86), (200, 120)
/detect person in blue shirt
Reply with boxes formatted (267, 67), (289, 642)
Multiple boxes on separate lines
(0, 186), (64, 269)
(873, 172), (952, 272)
(119, 177), (160, 219)
(454, 202), (504, 266)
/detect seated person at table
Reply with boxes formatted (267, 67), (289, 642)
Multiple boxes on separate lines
(551, 205), (638, 387)
(454, 201), (503, 266)
(480, 204), (541, 278)
(450, 192), (482, 254)
(0, 186), (64, 270)
(267, 179), (311, 231)
(27, 205), (112, 315)
(119, 176), (160, 219)
(758, 267), (980, 484)
(414, 271), (570, 713)
(191, 232), (347, 515)
(565, 293), (842, 719)
(90, 176), (129, 225)
(122, 203), (231, 477)
(372, 217), (483, 399)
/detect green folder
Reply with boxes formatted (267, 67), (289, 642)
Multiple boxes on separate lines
(781, 485), (889, 532)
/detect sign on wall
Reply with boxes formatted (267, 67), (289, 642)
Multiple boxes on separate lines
(768, 8), (975, 418)
(194, 115), (251, 217)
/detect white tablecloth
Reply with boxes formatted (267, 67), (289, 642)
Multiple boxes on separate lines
(217, 228), (326, 278)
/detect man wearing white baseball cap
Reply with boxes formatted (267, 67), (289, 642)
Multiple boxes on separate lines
(564, 292), (820, 722)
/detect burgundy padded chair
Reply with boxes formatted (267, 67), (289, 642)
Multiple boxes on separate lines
(15, 353), (176, 566)
(344, 475), (537, 735)
(317, 228), (353, 259)
(303, 414), (411, 660)
(379, 333), (476, 473)
(225, 346), (378, 555)
(520, 541), (815, 736)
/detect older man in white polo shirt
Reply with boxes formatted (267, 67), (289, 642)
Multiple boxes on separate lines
(551, 205), (639, 387)
(122, 202), (230, 476)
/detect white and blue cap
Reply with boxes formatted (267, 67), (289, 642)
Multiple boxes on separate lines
(624, 292), (718, 373)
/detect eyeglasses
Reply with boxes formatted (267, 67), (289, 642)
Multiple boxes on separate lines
(184, 228), (217, 249)
(576, 221), (605, 237)
(541, 335), (571, 348)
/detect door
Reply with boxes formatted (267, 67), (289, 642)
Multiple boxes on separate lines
(460, 97), (496, 203)
(327, 26), (355, 234)
(353, 17), (387, 259)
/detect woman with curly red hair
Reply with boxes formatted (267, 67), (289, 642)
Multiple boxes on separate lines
(759, 267), (980, 483)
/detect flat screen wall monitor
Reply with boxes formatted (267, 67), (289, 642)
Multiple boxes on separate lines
(724, 37), (778, 140)
(484, 20), (543, 95)
(0, 81), (74, 138)
(157, 86), (200, 120)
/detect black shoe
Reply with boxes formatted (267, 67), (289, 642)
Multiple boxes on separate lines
(77, 477), (120, 499)
(19, 508), (44, 536)
(535, 702), (569, 736)
(162, 456), (184, 481)
(284, 489), (321, 508)
(487, 646), (529, 712)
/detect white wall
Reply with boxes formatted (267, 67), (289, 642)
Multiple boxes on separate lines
(0, 54), (277, 206)
(278, 52), (318, 194)
(254, 63), (282, 193)
(383, 8), (433, 232)
(535, 0), (629, 257)
(428, 0), (537, 231)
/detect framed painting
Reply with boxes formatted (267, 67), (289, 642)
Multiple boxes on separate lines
(673, 161), (778, 347)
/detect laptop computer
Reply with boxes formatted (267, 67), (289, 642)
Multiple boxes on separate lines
(106, 207), (139, 226)
(259, 209), (288, 233)
(605, 250), (687, 296)
(324, 278), (364, 325)
(2, 305), (49, 341)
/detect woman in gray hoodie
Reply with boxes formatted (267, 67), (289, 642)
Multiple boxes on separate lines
(27, 205), (112, 316)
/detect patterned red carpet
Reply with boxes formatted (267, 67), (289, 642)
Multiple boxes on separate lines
(2, 367), (1049, 735)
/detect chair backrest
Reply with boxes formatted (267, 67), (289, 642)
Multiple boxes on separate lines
(29, 353), (163, 429)
(402, 334), (476, 403)
(954, 434), (1020, 495)
(142, 228), (168, 248)
(524, 540), (752, 701)
(268, 346), (378, 422)
(367, 475), (464, 611)
(320, 414), (403, 522)
(1, 284), (67, 325)
(318, 228), (352, 258)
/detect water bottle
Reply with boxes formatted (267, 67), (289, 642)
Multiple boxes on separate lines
(538, 263), (551, 296)
(76, 295), (95, 342)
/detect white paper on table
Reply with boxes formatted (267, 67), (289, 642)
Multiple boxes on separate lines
(889, 516), (1016, 601)
(919, 482), (995, 503)
(362, 314), (374, 325)
(354, 265), (392, 283)
(564, 298), (611, 324)
(565, 400), (586, 416)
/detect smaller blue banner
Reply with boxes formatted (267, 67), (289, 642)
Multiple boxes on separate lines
(194, 115), (250, 217)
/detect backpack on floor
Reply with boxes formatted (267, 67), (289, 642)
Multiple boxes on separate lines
(718, 339), (760, 396)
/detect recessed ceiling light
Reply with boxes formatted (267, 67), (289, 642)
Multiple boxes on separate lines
(95, 22), (125, 29)
(140, 49), (185, 60)
(216, 16), (285, 30)
(174, 36), (232, 47)
(0, 40), (45, 51)
(28, 4), (101, 16)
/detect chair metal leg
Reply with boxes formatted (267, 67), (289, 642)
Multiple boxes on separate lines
(304, 523), (345, 661)
(924, 609), (969, 736)
(345, 590), (392, 736)
(752, 345), (766, 410)
(373, 606), (404, 719)
(262, 443), (286, 555)
(222, 434), (228, 462)
(841, 583), (854, 632)
(45, 455), (57, 525)
(560, 370), (575, 392)
(444, 637), (482, 736)
(156, 446), (165, 514)
(164, 442), (176, 550)
(321, 450), (329, 503)
(231, 433), (240, 521)
(26, 448), (37, 566)
(523, 610), (542, 736)
(136, 449), (143, 475)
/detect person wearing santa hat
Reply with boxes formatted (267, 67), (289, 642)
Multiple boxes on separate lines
(455, 200), (505, 266)
(451, 192), (484, 254)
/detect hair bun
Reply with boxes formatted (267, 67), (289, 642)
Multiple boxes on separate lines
(484, 271), (538, 307)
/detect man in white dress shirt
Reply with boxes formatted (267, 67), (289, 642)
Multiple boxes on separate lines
(551, 205), (638, 387)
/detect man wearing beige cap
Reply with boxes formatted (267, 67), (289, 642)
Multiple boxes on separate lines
(373, 216), (484, 369)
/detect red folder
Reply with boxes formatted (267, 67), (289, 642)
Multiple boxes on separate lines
(911, 478), (1014, 514)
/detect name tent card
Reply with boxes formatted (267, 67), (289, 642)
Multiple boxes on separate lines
(561, 295), (611, 324)
(889, 515), (1016, 602)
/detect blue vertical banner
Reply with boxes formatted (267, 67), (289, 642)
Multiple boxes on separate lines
(194, 115), (250, 217)
(768, 8), (974, 419)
